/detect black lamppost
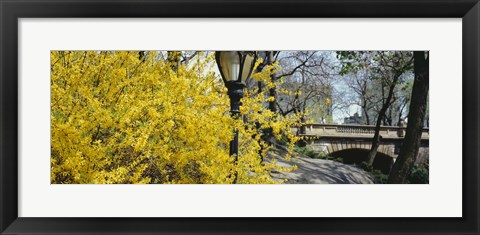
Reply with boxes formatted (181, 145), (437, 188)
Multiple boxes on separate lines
(215, 51), (257, 183)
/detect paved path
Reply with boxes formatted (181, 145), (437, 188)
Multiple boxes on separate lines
(269, 153), (374, 184)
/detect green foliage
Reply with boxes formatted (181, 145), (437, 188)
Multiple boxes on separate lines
(294, 146), (329, 159)
(360, 162), (388, 184)
(371, 169), (389, 184)
(336, 51), (364, 75)
(407, 165), (429, 184)
(360, 162), (372, 172)
(360, 162), (429, 184)
(336, 51), (413, 81)
(294, 146), (316, 158)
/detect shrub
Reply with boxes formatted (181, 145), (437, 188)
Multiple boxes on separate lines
(50, 51), (301, 184)
(360, 162), (388, 184)
(407, 165), (429, 184)
(294, 146), (329, 159)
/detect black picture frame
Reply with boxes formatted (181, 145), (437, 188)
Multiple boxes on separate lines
(1, 0), (478, 234)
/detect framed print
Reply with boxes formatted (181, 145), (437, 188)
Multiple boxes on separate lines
(1, 0), (479, 234)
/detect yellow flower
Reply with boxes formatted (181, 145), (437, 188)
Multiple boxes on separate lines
(50, 51), (302, 184)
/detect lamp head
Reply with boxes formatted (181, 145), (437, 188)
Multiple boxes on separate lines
(215, 51), (257, 84)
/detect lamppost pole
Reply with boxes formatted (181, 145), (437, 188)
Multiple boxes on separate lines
(226, 81), (245, 159)
(215, 51), (257, 184)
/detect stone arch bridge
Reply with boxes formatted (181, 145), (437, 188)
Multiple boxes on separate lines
(292, 124), (429, 172)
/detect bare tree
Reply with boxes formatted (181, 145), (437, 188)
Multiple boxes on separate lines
(337, 51), (413, 166)
(366, 52), (413, 166)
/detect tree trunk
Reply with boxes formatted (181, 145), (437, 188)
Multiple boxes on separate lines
(362, 97), (371, 125)
(364, 111), (370, 125)
(363, 107), (371, 125)
(387, 106), (393, 126)
(268, 51), (278, 113)
(138, 51), (146, 62)
(367, 79), (397, 166)
(299, 114), (306, 135)
(167, 51), (181, 72)
(388, 52), (429, 183)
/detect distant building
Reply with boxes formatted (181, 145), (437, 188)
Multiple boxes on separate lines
(344, 112), (362, 125)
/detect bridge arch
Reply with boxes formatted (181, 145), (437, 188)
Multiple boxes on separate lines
(297, 124), (429, 173)
(322, 141), (395, 159)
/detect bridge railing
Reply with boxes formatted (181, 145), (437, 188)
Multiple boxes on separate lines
(292, 124), (429, 139)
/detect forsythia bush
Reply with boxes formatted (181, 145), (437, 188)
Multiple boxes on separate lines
(51, 51), (300, 184)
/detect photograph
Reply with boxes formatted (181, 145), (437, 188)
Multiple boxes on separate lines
(2, 0), (479, 233)
(51, 50), (429, 184)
